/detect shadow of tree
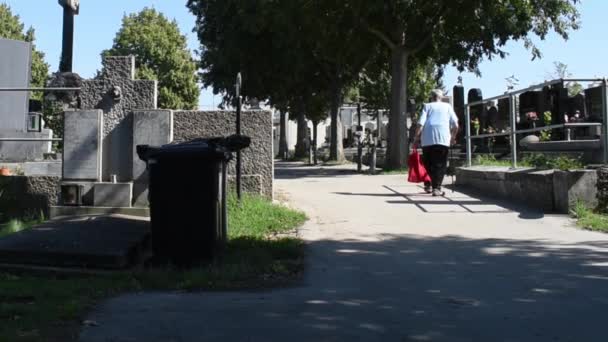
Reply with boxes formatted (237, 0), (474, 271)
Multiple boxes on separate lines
(82, 233), (608, 342)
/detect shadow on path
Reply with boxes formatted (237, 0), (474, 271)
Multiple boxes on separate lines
(81, 234), (608, 341)
(334, 184), (546, 220)
(274, 161), (359, 180)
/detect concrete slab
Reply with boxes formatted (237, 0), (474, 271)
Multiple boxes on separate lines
(0, 215), (150, 269)
(93, 182), (132, 207)
(0, 129), (53, 161)
(50, 206), (149, 219)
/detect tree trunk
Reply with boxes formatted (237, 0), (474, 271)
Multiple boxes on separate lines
(294, 103), (308, 159)
(313, 120), (318, 165)
(329, 81), (345, 161)
(385, 47), (408, 170)
(278, 110), (288, 160)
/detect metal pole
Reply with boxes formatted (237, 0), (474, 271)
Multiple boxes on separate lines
(0, 138), (63, 142)
(465, 106), (472, 167)
(509, 95), (518, 169)
(602, 78), (608, 164)
(370, 136), (377, 175)
(221, 162), (228, 243)
(357, 103), (363, 172)
(235, 73), (242, 201)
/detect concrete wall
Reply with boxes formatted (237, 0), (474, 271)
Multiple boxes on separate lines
(173, 110), (273, 199)
(0, 175), (61, 219)
(456, 166), (598, 213)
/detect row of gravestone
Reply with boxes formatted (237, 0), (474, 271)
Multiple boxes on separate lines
(62, 109), (172, 207)
(452, 83), (606, 139)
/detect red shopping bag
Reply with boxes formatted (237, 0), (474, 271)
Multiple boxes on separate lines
(408, 145), (431, 183)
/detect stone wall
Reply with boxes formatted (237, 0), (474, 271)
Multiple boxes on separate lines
(173, 110), (273, 198)
(0, 175), (61, 219)
(597, 167), (608, 212)
(455, 166), (598, 213)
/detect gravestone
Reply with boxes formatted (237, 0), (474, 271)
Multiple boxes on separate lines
(453, 85), (465, 141)
(468, 88), (484, 131)
(131, 110), (173, 206)
(80, 56), (157, 182)
(585, 86), (603, 122)
(62, 110), (103, 181)
(0, 38), (54, 161)
(0, 38), (30, 131)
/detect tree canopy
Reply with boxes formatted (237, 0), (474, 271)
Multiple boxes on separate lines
(188, 0), (581, 168)
(103, 8), (200, 110)
(350, 0), (581, 169)
(0, 4), (49, 93)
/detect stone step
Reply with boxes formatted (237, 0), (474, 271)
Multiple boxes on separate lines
(50, 206), (150, 219)
(0, 215), (151, 269)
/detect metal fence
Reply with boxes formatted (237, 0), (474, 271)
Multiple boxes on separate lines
(464, 78), (608, 168)
(0, 87), (80, 143)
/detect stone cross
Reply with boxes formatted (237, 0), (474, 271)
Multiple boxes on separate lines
(58, 0), (79, 72)
(80, 56), (158, 182)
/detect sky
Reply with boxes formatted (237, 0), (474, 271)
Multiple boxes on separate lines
(2, 0), (607, 109)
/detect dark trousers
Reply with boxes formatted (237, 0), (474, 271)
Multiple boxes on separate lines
(422, 145), (449, 190)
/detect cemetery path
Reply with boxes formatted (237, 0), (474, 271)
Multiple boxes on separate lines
(80, 162), (608, 342)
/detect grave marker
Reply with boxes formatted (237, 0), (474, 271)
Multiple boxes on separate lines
(62, 110), (103, 181)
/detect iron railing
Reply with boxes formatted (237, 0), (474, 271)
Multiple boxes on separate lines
(464, 78), (608, 168)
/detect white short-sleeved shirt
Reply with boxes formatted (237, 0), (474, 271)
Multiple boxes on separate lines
(418, 101), (459, 147)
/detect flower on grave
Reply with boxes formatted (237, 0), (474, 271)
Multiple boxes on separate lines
(525, 111), (539, 122)
(472, 117), (480, 135)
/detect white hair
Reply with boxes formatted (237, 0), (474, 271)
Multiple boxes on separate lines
(431, 89), (444, 100)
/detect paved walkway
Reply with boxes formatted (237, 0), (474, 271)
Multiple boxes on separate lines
(81, 162), (608, 342)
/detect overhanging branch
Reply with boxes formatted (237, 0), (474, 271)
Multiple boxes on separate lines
(367, 26), (397, 49)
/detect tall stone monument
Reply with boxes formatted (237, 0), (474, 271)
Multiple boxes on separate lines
(0, 38), (53, 161)
(80, 56), (158, 182)
(58, 55), (164, 210)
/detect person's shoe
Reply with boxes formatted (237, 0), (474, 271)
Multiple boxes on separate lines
(432, 188), (445, 197)
(424, 185), (432, 194)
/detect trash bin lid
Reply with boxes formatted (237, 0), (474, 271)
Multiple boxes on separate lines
(137, 140), (231, 162)
(137, 135), (250, 162)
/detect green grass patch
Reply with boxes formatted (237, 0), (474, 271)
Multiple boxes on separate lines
(473, 154), (514, 167)
(0, 194), (308, 341)
(472, 153), (584, 171)
(571, 201), (608, 233)
(522, 153), (583, 171)
(227, 193), (306, 238)
(0, 218), (44, 239)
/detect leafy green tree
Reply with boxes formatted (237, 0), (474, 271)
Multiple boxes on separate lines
(548, 61), (583, 96)
(188, 0), (376, 161)
(189, 0), (305, 157)
(353, 0), (581, 169)
(358, 45), (442, 122)
(0, 4), (49, 96)
(103, 8), (199, 109)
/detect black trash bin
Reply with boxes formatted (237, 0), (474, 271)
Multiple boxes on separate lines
(137, 136), (249, 265)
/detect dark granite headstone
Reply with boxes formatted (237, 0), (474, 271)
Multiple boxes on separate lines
(585, 86), (603, 122)
(453, 85), (465, 140)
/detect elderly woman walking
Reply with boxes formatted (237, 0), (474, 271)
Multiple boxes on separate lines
(413, 89), (459, 196)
